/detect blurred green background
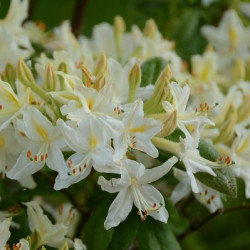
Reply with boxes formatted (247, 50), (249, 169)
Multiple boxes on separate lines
(1, 0), (250, 249)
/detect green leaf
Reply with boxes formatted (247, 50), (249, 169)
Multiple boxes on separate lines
(141, 57), (168, 87)
(165, 200), (189, 235)
(198, 139), (220, 161)
(82, 196), (114, 250)
(108, 210), (140, 250)
(196, 140), (237, 198)
(138, 218), (181, 250)
(165, 129), (185, 143)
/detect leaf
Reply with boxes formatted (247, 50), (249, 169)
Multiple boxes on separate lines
(165, 129), (185, 143)
(196, 140), (237, 198)
(141, 57), (168, 87)
(108, 210), (140, 250)
(138, 218), (181, 250)
(165, 200), (189, 235)
(82, 196), (115, 250)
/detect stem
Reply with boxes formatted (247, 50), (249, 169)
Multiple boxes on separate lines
(178, 204), (250, 241)
(71, 0), (88, 37)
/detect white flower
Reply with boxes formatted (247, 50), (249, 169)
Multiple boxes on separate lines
(171, 168), (223, 213)
(54, 117), (115, 190)
(162, 82), (213, 146)
(202, 9), (250, 64)
(0, 80), (29, 131)
(98, 156), (177, 229)
(0, 125), (22, 174)
(0, 28), (29, 71)
(25, 201), (68, 248)
(74, 239), (87, 250)
(0, 0), (32, 51)
(178, 138), (217, 193)
(0, 218), (11, 249)
(230, 129), (250, 198)
(114, 99), (162, 160)
(7, 107), (66, 186)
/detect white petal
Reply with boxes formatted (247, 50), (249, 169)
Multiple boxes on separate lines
(138, 184), (168, 223)
(140, 156), (178, 184)
(104, 188), (133, 229)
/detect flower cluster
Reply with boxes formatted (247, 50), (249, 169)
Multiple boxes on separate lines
(0, 0), (250, 248)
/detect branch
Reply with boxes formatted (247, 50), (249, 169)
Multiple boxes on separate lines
(178, 204), (250, 241)
(71, 0), (88, 37)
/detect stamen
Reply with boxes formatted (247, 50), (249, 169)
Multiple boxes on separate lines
(27, 150), (32, 158)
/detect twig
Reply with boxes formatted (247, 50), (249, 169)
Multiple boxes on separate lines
(178, 204), (250, 241)
(71, 0), (88, 37)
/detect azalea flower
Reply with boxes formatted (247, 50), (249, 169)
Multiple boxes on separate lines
(7, 107), (66, 186)
(0, 0), (32, 51)
(202, 9), (250, 65)
(152, 137), (218, 193)
(114, 99), (162, 160)
(54, 117), (115, 190)
(98, 156), (177, 229)
(0, 80), (30, 131)
(24, 201), (68, 248)
(0, 217), (11, 249)
(171, 168), (223, 212)
(162, 82), (214, 146)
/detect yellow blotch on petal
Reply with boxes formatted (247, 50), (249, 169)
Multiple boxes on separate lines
(0, 133), (5, 147)
(130, 125), (148, 133)
(89, 135), (98, 149)
(35, 123), (48, 140)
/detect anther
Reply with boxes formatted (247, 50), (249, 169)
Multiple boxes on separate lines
(27, 150), (32, 158)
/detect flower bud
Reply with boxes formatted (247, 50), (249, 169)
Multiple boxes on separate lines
(143, 19), (158, 38)
(57, 62), (68, 90)
(114, 15), (126, 37)
(17, 58), (51, 103)
(157, 110), (177, 137)
(93, 75), (106, 90)
(237, 94), (250, 123)
(128, 63), (141, 102)
(144, 65), (173, 113)
(114, 15), (126, 61)
(245, 57), (250, 81)
(81, 65), (93, 87)
(45, 63), (57, 91)
(57, 62), (68, 74)
(17, 57), (36, 87)
(1, 64), (16, 89)
(94, 52), (108, 78)
(214, 105), (237, 143)
(233, 58), (245, 82)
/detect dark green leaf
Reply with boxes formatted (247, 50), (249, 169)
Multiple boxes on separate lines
(138, 217), (181, 250)
(141, 57), (168, 86)
(82, 196), (114, 250)
(108, 210), (140, 250)
(165, 200), (189, 235)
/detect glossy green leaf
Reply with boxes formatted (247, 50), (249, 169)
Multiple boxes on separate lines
(108, 210), (140, 250)
(83, 197), (114, 250)
(141, 57), (168, 86)
(138, 218), (181, 250)
(165, 200), (189, 235)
